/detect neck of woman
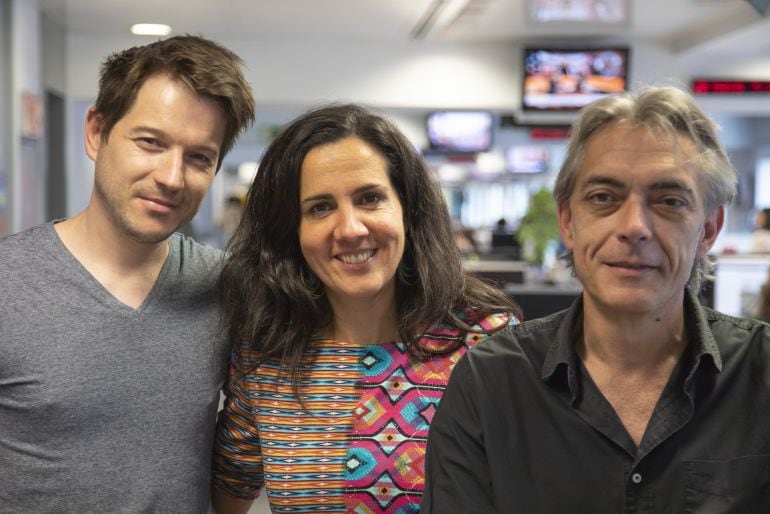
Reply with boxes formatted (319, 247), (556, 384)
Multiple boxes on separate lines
(326, 294), (401, 345)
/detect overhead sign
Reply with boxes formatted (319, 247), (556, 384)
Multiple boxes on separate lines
(692, 80), (770, 95)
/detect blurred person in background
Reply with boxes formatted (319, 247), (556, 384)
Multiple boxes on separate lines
(750, 207), (770, 253)
(216, 194), (245, 248)
(0, 35), (254, 512)
(211, 104), (519, 513)
(757, 274), (770, 323)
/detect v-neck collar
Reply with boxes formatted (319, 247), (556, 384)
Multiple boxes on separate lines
(48, 221), (174, 316)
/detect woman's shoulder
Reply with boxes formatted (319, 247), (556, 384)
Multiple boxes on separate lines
(418, 308), (518, 353)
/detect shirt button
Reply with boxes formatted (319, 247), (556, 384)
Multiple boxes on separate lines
(631, 473), (642, 484)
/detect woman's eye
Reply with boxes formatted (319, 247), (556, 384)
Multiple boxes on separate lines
(361, 193), (382, 205)
(309, 203), (331, 215)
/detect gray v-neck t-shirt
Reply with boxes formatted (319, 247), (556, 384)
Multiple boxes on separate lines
(0, 223), (228, 513)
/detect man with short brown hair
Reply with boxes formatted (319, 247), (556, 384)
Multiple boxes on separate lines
(0, 35), (254, 512)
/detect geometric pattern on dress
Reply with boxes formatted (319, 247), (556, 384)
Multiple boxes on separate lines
(417, 400), (438, 426)
(344, 484), (421, 514)
(393, 389), (436, 433)
(379, 365), (412, 403)
(369, 420), (406, 456)
(344, 446), (377, 480)
(361, 343), (404, 383)
(352, 394), (388, 430)
(360, 345), (392, 375)
(212, 311), (517, 513)
(344, 440), (425, 491)
(344, 340), (439, 512)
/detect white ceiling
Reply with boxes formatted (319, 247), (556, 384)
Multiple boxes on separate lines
(40, 0), (770, 60)
(39, 0), (770, 122)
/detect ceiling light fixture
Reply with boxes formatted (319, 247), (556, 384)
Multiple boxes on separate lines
(130, 23), (172, 36)
(411, 0), (470, 39)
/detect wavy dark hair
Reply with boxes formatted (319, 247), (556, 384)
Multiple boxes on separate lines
(94, 35), (255, 170)
(219, 103), (518, 386)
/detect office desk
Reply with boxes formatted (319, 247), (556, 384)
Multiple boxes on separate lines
(463, 260), (581, 320)
(504, 283), (582, 321)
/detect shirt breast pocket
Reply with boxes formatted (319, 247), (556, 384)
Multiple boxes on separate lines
(684, 455), (770, 513)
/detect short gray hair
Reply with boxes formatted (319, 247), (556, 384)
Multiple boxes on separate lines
(553, 85), (738, 292)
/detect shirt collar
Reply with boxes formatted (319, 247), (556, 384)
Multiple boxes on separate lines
(541, 289), (722, 396)
(682, 288), (722, 374)
(541, 295), (583, 396)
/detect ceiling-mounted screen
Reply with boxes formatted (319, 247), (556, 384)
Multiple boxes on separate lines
(528, 0), (628, 24)
(506, 145), (550, 174)
(522, 48), (629, 111)
(426, 111), (493, 153)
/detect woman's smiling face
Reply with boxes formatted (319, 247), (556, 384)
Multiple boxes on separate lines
(298, 136), (405, 309)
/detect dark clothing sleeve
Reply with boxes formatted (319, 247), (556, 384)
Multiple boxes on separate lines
(421, 356), (496, 514)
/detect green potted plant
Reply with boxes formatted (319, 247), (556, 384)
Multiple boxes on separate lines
(517, 187), (561, 267)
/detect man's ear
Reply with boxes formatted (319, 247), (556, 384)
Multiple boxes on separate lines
(699, 205), (725, 258)
(84, 107), (104, 162)
(557, 199), (574, 251)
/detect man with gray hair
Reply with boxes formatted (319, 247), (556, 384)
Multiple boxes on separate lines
(422, 86), (770, 512)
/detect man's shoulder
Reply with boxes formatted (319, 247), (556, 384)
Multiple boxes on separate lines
(169, 232), (225, 273)
(467, 309), (569, 366)
(703, 306), (760, 329)
(703, 305), (770, 351)
(0, 222), (51, 244)
(0, 223), (55, 264)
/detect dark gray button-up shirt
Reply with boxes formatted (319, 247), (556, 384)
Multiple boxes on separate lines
(422, 291), (770, 513)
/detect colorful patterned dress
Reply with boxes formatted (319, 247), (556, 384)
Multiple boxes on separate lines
(212, 310), (515, 513)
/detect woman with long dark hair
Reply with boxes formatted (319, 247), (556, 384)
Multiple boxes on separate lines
(211, 104), (519, 513)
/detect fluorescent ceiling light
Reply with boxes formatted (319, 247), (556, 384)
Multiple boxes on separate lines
(131, 23), (172, 36)
(411, 0), (470, 39)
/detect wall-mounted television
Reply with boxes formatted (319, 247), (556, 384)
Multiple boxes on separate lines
(522, 48), (629, 111)
(426, 111), (493, 153)
(528, 0), (628, 24)
(506, 145), (550, 174)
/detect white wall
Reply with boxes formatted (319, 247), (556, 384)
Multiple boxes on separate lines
(53, 30), (770, 225)
(58, 34), (688, 220)
(10, 0), (44, 232)
(67, 36), (522, 110)
(63, 32), (770, 112)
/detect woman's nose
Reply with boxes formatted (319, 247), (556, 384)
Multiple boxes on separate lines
(334, 206), (368, 240)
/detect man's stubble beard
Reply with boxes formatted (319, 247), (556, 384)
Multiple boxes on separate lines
(93, 173), (189, 245)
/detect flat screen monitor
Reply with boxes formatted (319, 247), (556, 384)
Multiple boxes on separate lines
(528, 0), (628, 24)
(506, 145), (550, 174)
(522, 48), (629, 111)
(426, 111), (493, 153)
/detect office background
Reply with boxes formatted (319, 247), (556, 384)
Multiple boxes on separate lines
(2, 0), (770, 244)
(2, 1), (770, 510)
